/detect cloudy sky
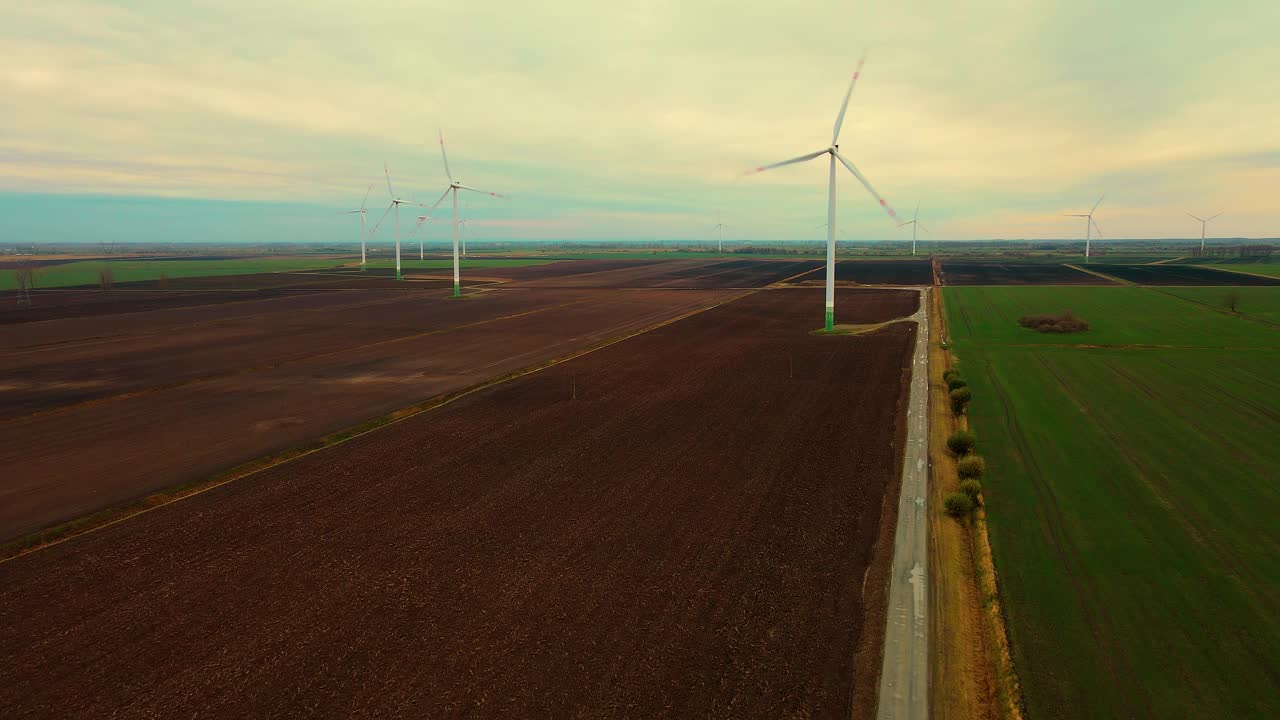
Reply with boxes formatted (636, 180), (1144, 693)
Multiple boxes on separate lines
(2, 0), (1278, 244)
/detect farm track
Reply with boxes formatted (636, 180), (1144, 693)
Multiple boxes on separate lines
(0, 288), (918, 719)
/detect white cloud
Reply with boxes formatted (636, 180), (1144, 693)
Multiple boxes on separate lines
(1, 0), (1278, 240)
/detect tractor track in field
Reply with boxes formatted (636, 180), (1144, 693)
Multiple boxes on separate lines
(1024, 351), (1154, 717)
(983, 350), (1146, 719)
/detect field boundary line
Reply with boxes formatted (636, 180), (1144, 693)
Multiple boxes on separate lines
(1063, 264), (1130, 284)
(1189, 264), (1280, 281)
(1147, 286), (1280, 330)
(0, 289), (757, 563)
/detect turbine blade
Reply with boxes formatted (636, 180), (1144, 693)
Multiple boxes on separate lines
(384, 162), (395, 198)
(370, 202), (394, 237)
(1185, 211), (1204, 222)
(1207, 212), (1223, 221)
(896, 220), (912, 228)
(831, 52), (867, 145)
(918, 224), (930, 234)
(429, 187), (452, 210)
(833, 150), (898, 221)
(1091, 192), (1106, 213)
(1064, 214), (1089, 217)
(1091, 218), (1103, 238)
(361, 184), (372, 210)
(745, 148), (829, 176)
(457, 184), (505, 198)
(439, 129), (453, 181)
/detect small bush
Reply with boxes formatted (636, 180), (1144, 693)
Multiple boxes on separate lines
(946, 377), (968, 391)
(949, 387), (973, 414)
(1018, 311), (1089, 334)
(957, 455), (985, 479)
(942, 368), (960, 383)
(947, 430), (976, 456)
(944, 492), (974, 518)
(959, 479), (983, 504)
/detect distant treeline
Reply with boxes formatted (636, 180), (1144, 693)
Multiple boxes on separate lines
(1189, 245), (1274, 259)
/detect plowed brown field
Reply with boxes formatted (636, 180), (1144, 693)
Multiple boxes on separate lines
(0, 287), (739, 541)
(0, 288), (917, 719)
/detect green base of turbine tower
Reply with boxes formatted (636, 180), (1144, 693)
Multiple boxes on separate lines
(824, 310), (834, 332)
(453, 282), (461, 298)
(396, 270), (402, 281)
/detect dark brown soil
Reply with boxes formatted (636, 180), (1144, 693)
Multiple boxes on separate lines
(502, 259), (822, 288)
(1085, 264), (1280, 285)
(939, 262), (1116, 285)
(0, 287), (741, 541)
(0, 288), (916, 719)
(836, 260), (934, 285)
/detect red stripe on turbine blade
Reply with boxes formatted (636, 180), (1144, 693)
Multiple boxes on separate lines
(879, 199), (886, 205)
(853, 72), (860, 79)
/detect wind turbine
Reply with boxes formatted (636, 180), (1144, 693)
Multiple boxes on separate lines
(816, 223), (852, 240)
(341, 184), (373, 269)
(712, 210), (728, 254)
(897, 202), (928, 256)
(745, 52), (899, 332)
(1065, 193), (1105, 260)
(372, 164), (427, 280)
(459, 217), (476, 256)
(1186, 211), (1222, 253)
(411, 214), (434, 260)
(429, 130), (505, 297)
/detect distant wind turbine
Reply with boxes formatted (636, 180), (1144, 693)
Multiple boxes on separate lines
(897, 202), (929, 256)
(1186, 211), (1223, 252)
(712, 210), (728, 254)
(341, 184), (373, 269)
(411, 214), (434, 260)
(816, 223), (852, 240)
(429, 130), (505, 297)
(1065, 193), (1105, 260)
(745, 52), (899, 331)
(372, 164), (427, 280)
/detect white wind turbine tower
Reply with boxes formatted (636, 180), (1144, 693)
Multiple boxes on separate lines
(411, 214), (434, 260)
(1065, 193), (1105, 260)
(429, 130), (505, 297)
(1186, 211), (1223, 253)
(459, 217), (476, 256)
(341, 184), (373, 269)
(898, 202), (929, 256)
(712, 210), (728, 254)
(745, 52), (899, 332)
(372, 163), (427, 280)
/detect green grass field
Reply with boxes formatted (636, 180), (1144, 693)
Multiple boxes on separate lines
(946, 285), (1280, 720)
(1197, 262), (1280, 278)
(3, 257), (554, 290)
(3, 258), (343, 290)
(358, 258), (555, 270)
(1157, 286), (1280, 324)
